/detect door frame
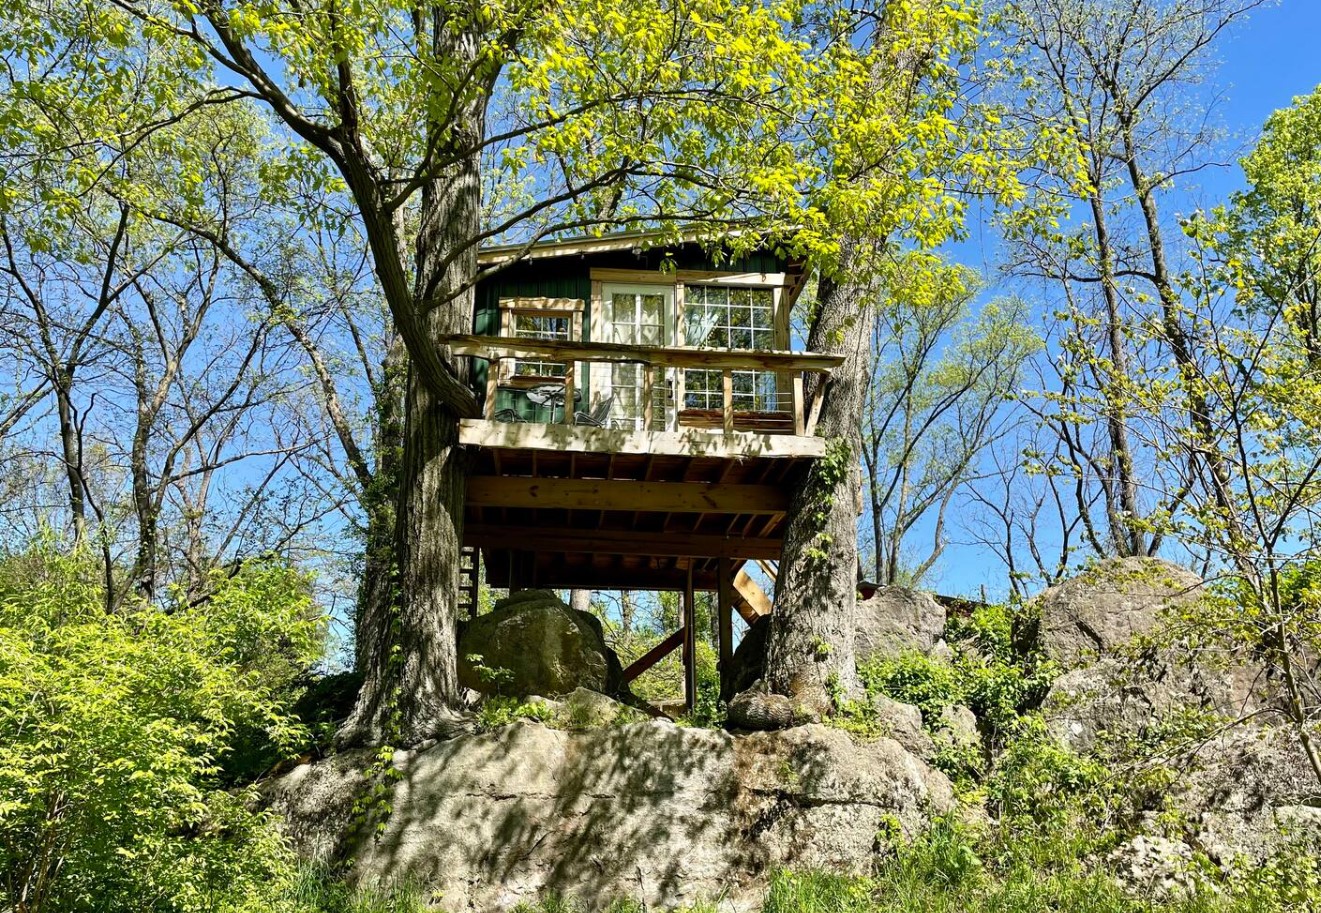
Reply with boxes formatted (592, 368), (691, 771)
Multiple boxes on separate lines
(595, 282), (677, 431)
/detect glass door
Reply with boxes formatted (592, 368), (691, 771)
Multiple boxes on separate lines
(600, 284), (673, 430)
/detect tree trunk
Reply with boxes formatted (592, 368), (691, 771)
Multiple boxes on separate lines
(339, 21), (486, 745)
(763, 246), (874, 714)
(569, 589), (592, 613)
(354, 337), (405, 675)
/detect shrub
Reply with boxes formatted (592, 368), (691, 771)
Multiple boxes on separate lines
(0, 543), (320, 912)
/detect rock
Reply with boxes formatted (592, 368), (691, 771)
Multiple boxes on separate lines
(722, 615), (771, 702)
(458, 590), (621, 697)
(1033, 557), (1203, 669)
(727, 688), (795, 731)
(936, 704), (979, 752)
(558, 687), (642, 729)
(1042, 652), (1264, 756)
(267, 721), (957, 912)
(1109, 834), (1199, 899)
(855, 588), (946, 663)
(1171, 725), (1321, 865)
(869, 693), (935, 760)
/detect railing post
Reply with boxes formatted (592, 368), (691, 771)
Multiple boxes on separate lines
(485, 358), (499, 419)
(642, 363), (656, 431)
(562, 360), (575, 424)
(805, 370), (827, 436)
(722, 368), (734, 435)
(792, 372), (805, 436)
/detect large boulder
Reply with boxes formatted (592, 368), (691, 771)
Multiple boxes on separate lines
(267, 722), (957, 911)
(1042, 651), (1265, 756)
(723, 589), (947, 703)
(1171, 725), (1321, 865)
(722, 615), (771, 703)
(458, 590), (622, 697)
(855, 587), (946, 663)
(1032, 557), (1203, 669)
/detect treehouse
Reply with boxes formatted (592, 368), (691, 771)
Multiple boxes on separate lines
(445, 230), (841, 708)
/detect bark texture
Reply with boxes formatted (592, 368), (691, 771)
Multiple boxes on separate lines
(764, 244), (875, 713)
(336, 21), (488, 746)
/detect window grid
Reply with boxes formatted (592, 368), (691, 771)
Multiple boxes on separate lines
(683, 286), (778, 411)
(512, 313), (569, 378)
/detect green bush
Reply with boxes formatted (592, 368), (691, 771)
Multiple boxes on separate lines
(0, 543), (322, 912)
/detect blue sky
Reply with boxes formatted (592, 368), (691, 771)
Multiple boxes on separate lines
(919, 1), (1321, 599)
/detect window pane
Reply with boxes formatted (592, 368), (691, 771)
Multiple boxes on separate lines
(609, 293), (634, 326)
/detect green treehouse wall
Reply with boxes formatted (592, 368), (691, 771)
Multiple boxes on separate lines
(472, 244), (784, 417)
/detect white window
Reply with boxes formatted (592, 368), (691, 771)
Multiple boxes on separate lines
(683, 285), (778, 412)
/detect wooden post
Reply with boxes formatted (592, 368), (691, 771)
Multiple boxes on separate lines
(791, 373), (806, 435)
(561, 360), (575, 424)
(642, 363), (656, 430)
(717, 557), (733, 691)
(722, 368), (734, 435)
(805, 371), (827, 435)
(683, 564), (697, 713)
(485, 359), (499, 419)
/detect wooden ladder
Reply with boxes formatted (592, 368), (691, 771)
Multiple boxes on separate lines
(458, 546), (480, 617)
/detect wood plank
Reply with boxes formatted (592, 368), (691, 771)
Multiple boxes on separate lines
(792, 374), (805, 436)
(805, 381), (826, 436)
(463, 524), (784, 559)
(642, 364), (655, 431)
(734, 567), (773, 617)
(722, 369), (734, 435)
(621, 628), (686, 684)
(677, 409), (795, 432)
(440, 334), (844, 373)
(497, 296), (585, 312)
(458, 418), (826, 459)
(589, 267), (788, 287)
(465, 476), (788, 513)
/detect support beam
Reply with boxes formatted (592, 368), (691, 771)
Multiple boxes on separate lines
(466, 476), (789, 514)
(683, 566), (697, 713)
(458, 418), (827, 459)
(621, 628), (685, 684)
(464, 524), (784, 560)
(717, 557), (734, 690)
(733, 566), (773, 618)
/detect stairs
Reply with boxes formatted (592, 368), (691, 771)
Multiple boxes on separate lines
(458, 546), (480, 617)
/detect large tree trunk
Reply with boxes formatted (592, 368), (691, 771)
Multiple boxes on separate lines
(354, 337), (405, 676)
(339, 22), (486, 746)
(763, 244), (875, 715)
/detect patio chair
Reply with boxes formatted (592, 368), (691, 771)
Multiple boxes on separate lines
(574, 394), (615, 427)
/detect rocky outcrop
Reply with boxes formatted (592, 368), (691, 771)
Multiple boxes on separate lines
(1171, 725), (1321, 865)
(267, 721), (957, 911)
(1042, 650), (1265, 755)
(458, 590), (623, 697)
(1032, 557), (1203, 669)
(724, 590), (947, 705)
(869, 693), (935, 760)
(855, 587), (946, 663)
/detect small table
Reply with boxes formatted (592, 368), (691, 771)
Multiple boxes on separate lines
(521, 384), (583, 422)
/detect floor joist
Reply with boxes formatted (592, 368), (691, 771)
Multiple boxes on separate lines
(466, 477), (789, 514)
(464, 525), (783, 559)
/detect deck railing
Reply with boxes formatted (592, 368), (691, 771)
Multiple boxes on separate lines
(441, 335), (843, 437)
